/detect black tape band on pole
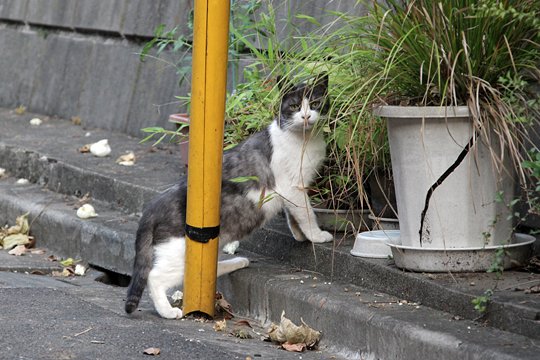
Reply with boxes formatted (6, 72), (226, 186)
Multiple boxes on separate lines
(185, 224), (220, 243)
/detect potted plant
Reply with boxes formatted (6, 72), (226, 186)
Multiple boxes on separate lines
(356, 0), (539, 271)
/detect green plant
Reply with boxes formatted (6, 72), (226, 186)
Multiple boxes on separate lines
(472, 289), (493, 314)
(522, 148), (540, 217)
(487, 247), (506, 278)
(360, 0), (540, 201)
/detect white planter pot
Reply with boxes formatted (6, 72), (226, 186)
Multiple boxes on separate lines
(375, 106), (515, 250)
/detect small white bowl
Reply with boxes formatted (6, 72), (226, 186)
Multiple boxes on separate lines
(350, 230), (401, 258)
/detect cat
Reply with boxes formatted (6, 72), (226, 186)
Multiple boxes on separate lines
(125, 74), (333, 319)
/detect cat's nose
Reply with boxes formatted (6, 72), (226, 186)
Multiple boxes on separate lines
(302, 114), (311, 121)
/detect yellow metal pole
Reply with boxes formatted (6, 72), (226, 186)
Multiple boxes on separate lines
(183, 0), (230, 317)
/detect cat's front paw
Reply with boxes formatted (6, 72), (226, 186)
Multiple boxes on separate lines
(236, 257), (250, 269)
(310, 230), (334, 243)
(158, 306), (183, 319)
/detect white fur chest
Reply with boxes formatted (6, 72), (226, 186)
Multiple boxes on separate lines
(269, 121), (326, 191)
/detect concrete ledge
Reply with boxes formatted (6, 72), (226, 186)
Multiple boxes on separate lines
(242, 219), (540, 340)
(0, 109), (184, 213)
(221, 262), (538, 360)
(0, 179), (137, 275)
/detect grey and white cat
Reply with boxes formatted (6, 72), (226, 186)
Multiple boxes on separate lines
(125, 75), (333, 319)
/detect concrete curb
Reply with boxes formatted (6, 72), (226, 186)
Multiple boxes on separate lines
(222, 265), (538, 360)
(0, 180), (137, 275)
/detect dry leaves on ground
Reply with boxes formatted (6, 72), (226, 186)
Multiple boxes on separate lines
(267, 311), (321, 352)
(143, 347), (161, 356)
(116, 151), (136, 166)
(213, 319), (227, 332)
(8, 244), (27, 256)
(0, 213), (33, 251)
(52, 258), (85, 277)
(14, 105), (26, 115)
(215, 292), (234, 319)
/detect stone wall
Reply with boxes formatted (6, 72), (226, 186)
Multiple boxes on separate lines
(0, 0), (365, 137)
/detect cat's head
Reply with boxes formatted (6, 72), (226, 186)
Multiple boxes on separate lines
(277, 74), (329, 132)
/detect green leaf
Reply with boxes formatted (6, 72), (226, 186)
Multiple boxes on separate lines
(229, 176), (259, 183)
(295, 14), (321, 26)
(60, 258), (76, 267)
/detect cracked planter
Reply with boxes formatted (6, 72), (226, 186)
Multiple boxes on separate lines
(374, 106), (524, 272)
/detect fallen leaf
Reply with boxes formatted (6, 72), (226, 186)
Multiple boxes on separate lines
(8, 244), (27, 256)
(282, 342), (306, 352)
(2, 233), (31, 250)
(143, 347), (161, 356)
(52, 268), (73, 277)
(215, 292), (234, 319)
(14, 105), (26, 115)
(60, 257), (76, 267)
(116, 152), (136, 165)
(48, 254), (58, 262)
(213, 319), (227, 332)
(71, 116), (82, 125)
(118, 160), (135, 166)
(78, 144), (91, 153)
(231, 328), (252, 339)
(234, 319), (253, 328)
(6, 213), (30, 235)
(525, 285), (540, 294)
(267, 311), (320, 350)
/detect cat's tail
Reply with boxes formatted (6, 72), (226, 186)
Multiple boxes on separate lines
(125, 223), (153, 314)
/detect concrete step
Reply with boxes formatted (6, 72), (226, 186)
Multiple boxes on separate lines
(0, 178), (137, 275)
(0, 175), (538, 359)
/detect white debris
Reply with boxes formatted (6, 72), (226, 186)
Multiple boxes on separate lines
(74, 264), (86, 276)
(223, 240), (240, 255)
(85, 132), (91, 137)
(29, 118), (42, 126)
(76, 204), (98, 219)
(16, 178), (29, 185)
(171, 290), (184, 302)
(0, 168), (6, 178)
(89, 139), (111, 157)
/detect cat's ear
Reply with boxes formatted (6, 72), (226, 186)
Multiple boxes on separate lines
(314, 73), (329, 90)
(277, 75), (293, 94)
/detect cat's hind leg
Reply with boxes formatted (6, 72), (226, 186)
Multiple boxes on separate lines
(148, 237), (185, 319)
(285, 209), (307, 242)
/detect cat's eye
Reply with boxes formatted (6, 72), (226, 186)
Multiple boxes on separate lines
(310, 100), (321, 109)
(289, 103), (301, 112)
